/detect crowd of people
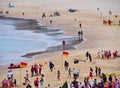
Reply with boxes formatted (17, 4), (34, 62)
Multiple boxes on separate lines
(69, 74), (120, 88)
(97, 50), (119, 59)
(1, 51), (120, 88)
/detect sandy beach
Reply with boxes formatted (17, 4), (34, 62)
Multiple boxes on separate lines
(0, 0), (120, 87)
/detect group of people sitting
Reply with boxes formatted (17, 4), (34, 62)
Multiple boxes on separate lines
(42, 11), (60, 18)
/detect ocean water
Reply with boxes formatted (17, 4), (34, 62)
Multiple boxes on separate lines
(0, 18), (74, 66)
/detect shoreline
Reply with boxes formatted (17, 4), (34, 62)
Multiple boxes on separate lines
(22, 38), (83, 58)
(0, 16), (84, 66)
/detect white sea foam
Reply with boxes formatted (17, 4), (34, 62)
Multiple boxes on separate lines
(0, 18), (79, 65)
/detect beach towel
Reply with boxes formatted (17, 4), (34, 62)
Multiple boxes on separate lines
(8, 5), (14, 8)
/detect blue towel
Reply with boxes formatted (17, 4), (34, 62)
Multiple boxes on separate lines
(8, 5), (14, 8)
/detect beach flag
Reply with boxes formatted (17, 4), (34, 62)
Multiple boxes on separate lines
(62, 51), (69, 56)
(109, 10), (112, 14)
(20, 62), (27, 68)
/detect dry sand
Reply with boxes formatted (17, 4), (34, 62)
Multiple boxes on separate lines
(0, 0), (120, 87)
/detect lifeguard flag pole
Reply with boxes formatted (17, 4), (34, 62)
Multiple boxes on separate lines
(19, 62), (27, 88)
(62, 51), (69, 69)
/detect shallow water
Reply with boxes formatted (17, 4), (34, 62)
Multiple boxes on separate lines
(0, 17), (78, 65)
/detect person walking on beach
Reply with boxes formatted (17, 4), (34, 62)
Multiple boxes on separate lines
(49, 61), (54, 72)
(57, 70), (60, 81)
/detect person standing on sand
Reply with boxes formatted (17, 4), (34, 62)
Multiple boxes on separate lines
(8, 3), (11, 7)
(95, 66), (98, 76)
(68, 68), (72, 78)
(22, 12), (24, 16)
(78, 30), (83, 41)
(57, 70), (60, 81)
(86, 51), (89, 60)
(89, 67), (93, 79)
(98, 67), (101, 76)
(26, 83), (32, 88)
(79, 22), (82, 28)
(78, 31), (81, 41)
(13, 79), (16, 86)
(108, 75), (112, 83)
(50, 20), (52, 26)
(34, 77), (39, 88)
(31, 65), (34, 77)
(88, 53), (92, 62)
(80, 30), (83, 39)
(24, 70), (30, 85)
(40, 76), (44, 87)
(62, 81), (68, 88)
(39, 64), (42, 75)
(49, 61), (54, 72)
(62, 40), (66, 50)
(42, 12), (46, 18)
(64, 60), (69, 71)
(48, 84), (51, 88)
(34, 63), (38, 76)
